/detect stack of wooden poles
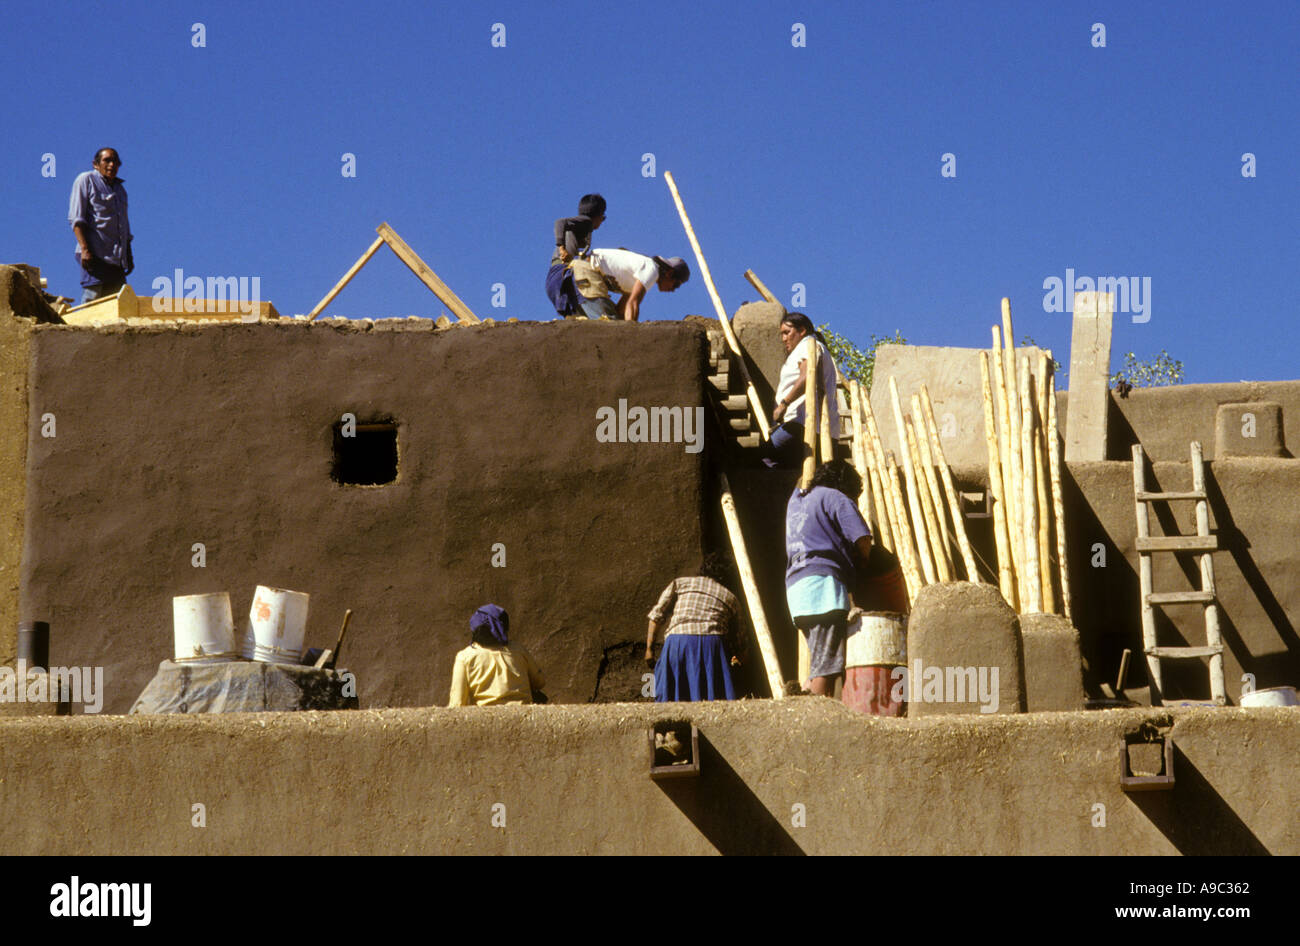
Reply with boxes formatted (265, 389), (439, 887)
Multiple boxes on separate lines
(846, 374), (980, 609)
(842, 298), (1072, 619)
(980, 298), (1072, 618)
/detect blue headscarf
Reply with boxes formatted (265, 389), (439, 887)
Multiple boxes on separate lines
(470, 604), (510, 646)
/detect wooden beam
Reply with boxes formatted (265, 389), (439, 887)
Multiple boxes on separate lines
(376, 222), (481, 324)
(307, 236), (384, 321)
(719, 473), (785, 700)
(911, 393), (953, 579)
(743, 269), (780, 304)
(663, 172), (771, 441)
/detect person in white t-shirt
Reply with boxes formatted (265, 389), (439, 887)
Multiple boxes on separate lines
(572, 248), (690, 321)
(764, 312), (841, 468)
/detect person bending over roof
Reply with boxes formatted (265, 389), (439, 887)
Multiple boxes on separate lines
(569, 248), (690, 322)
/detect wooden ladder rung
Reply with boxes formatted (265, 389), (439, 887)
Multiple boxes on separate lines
(1147, 590), (1217, 605)
(1146, 645), (1222, 659)
(1136, 490), (1206, 502)
(1136, 536), (1219, 553)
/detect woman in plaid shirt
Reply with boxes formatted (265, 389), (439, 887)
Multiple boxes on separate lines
(645, 552), (745, 701)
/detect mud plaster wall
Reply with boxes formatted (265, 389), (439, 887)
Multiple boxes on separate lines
(1060, 459), (1300, 701)
(19, 320), (708, 714)
(0, 701), (1294, 854)
(1058, 381), (1300, 462)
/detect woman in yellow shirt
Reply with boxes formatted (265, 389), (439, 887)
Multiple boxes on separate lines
(448, 604), (546, 706)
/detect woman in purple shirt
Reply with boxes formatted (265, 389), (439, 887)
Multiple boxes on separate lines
(785, 460), (873, 695)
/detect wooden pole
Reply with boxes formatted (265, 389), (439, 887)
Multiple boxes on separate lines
(920, 384), (980, 582)
(719, 473), (785, 700)
(743, 269), (780, 305)
(885, 454), (922, 600)
(853, 382), (894, 553)
(819, 374), (835, 463)
(889, 377), (937, 584)
(1019, 356), (1042, 612)
(996, 328), (1027, 606)
(1034, 353), (1056, 614)
(376, 223), (481, 324)
(663, 172), (771, 441)
(911, 393), (954, 578)
(858, 383), (921, 599)
(991, 328), (1021, 582)
(1047, 373), (1073, 621)
(307, 236), (384, 321)
(980, 353), (1017, 605)
(800, 339), (820, 489)
(906, 414), (951, 582)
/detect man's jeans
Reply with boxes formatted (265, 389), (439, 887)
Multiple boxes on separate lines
(761, 421), (806, 468)
(577, 296), (618, 320)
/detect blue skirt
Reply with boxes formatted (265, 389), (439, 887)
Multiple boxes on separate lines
(654, 634), (737, 702)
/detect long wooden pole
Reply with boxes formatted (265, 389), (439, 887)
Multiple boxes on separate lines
(719, 473), (785, 699)
(980, 352), (1017, 605)
(920, 383), (980, 582)
(743, 269), (780, 305)
(886, 454), (923, 600)
(994, 328), (1026, 605)
(991, 329), (1020, 574)
(859, 385), (922, 599)
(376, 223), (481, 324)
(853, 382), (894, 553)
(819, 377), (834, 463)
(1019, 356), (1042, 612)
(911, 393), (954, 578)
(909, 402), (951, 579)
(800, 340), (820, 489)
(306, 235), (384, 321)
(890, 376), (937, 584)
(664, 172), (771, 441)
(1047, 374), (1072, 621)
(1033, 353), (1056, 614)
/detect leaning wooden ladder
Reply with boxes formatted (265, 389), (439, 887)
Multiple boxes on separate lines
(1132, 442), (1226, 705)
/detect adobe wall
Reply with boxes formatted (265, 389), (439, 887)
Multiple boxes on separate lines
(1060, 382), (1300, 462)
(0, 268), (39, 667)
(18, 319), (710, 714)
(1061, 459), (1300, 700)
(0, 701), (1294, 854)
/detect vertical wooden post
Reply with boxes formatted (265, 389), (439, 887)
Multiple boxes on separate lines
(1019, 357), (1041, 612)
(800, 340), (820, 489)
(1047, 374), (1072, 621)
(719, 473), (785, 700)
(911, 393), (954, 578)
(981, 352), (1017, 604)
(1034, 353), (1056, 614)
(890, 377), (937, 584)
(920, 384), (980, 582)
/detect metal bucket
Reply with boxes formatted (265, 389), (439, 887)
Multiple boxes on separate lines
(843, 611), (907, 716)
(1240, 686), (1299, 708)
(241, 586), (309, 664)
(172, 593), (239, 661)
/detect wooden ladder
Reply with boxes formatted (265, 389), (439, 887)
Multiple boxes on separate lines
(1131, 442), (1226, 705)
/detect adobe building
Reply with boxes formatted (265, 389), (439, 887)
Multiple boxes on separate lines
(0, 264), (1297, 855)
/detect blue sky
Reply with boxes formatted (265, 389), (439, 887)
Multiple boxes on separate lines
(3, 0), (1296, 383)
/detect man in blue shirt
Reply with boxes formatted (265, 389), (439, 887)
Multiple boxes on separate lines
(69, 148), (133, 303)
(786, 460), (873, 696)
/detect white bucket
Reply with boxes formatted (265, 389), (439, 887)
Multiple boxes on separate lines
(240, 586), (309, 664)
(1240, 686), (1299, 708)
(846, 611), (908, 668)
(172, 592), (239, 661)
